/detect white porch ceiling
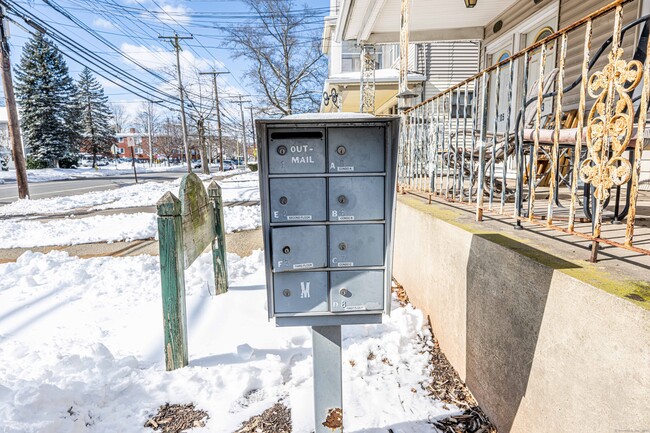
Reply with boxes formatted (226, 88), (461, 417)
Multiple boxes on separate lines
(340, 0), (520, 43)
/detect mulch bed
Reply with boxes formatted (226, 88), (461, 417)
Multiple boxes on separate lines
(392, 279), (498, 433)
(144, 403), (209, 433)
(233, 402), (291, 433)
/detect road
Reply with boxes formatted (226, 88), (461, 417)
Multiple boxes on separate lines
(0, 169), (190, 204)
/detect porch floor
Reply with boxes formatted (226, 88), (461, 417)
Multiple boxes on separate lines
(402, 185), (650, 274)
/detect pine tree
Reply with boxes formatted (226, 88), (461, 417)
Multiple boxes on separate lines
(15, 33), (80, 168)
(77, 67), (115, 166)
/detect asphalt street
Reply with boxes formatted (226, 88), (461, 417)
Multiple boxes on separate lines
(0, 168), (190, 204)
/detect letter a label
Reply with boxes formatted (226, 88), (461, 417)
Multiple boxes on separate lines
(300, 281), (310, 299)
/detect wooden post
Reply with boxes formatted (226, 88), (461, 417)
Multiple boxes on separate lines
(156, 192), (188, 370)
(208, 181), (228, 295)
(0, 12), (29, 199)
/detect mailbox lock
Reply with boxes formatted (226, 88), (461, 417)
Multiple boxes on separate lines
(336, 146), (346, 155)
(277, 145), (287, 155)
(282, 246), (291, 254)
(339, 288), (350, 297)
(338, 242), (347, 251)
(282, 289), (291, 297)
(337, 195), (348, 205)
(279, 196), (288, 205)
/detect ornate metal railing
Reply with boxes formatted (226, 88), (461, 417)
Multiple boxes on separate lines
(399, 0), (650, 262)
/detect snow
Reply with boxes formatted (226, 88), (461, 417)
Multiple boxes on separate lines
(283, 112), (376, 120)
(0, 213), (158, 248)
(0, 206), (261, 248)
(0, 173), (259, 217)
(0, 250), (455, 432)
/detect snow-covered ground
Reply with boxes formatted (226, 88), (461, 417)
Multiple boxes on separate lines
(0, 250), (455, 432)
(0, 205), (261, 248)
(0, 164), (243, 183)
(0, 172), (260, 217)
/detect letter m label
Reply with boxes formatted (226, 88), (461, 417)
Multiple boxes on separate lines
(300, 281), (310, 298)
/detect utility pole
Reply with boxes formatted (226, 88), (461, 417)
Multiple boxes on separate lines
(199, 70), (228, 171)
(0, 10), (28, 198)
(159, 33), (193, 173)
(232, 95), (251, 167)
(248, 105), (257, 161)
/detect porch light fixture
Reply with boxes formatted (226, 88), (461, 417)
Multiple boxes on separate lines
(464, 0), (478, 8)
(397, 88), (419, 111)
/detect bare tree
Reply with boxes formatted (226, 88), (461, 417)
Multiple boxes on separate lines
(223, 0), (326, 115)
(109, 102), (132, 133)
(158, 116), (183, 163)
(136, 101), (162, 163)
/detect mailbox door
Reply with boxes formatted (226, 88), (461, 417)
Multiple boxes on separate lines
(272, 226), (327, 271)
(329, 270), (384, 312)
(328, 127), (385, 173)
(329, 224), (384, 267)
(269, 129), (326, 174)
(328, 177), (384, 221)
(274, 272), (328, 313)
(270, 178), (327, 222)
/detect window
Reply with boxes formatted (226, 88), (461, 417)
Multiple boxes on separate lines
(382, 44), (399, 68)
(118, 148), (125, 155)
(451, 91), (474, 119)
(341, 40), (361, 72)
(118, 137), (124, 143)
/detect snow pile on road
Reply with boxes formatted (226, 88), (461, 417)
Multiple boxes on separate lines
(0, 173), (259, 217)
(0, 180), (179, 217)
(0, 165), (242, 183)
(0, 213), (158, 248)
(0, 250), (455, 432)
(0, 205), (261, 248)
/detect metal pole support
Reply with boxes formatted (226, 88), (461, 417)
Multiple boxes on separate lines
(312, 325), (343, 433)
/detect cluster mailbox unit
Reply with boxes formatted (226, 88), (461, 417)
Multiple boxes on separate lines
(256, 115), (400, 327)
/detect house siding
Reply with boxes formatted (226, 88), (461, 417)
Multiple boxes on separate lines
(418, 41), (481, 100)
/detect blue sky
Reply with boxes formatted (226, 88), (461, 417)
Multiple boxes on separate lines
(4, 0), (330, 123)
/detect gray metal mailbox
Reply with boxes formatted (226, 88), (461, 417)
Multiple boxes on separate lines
(257, 115), (399, 327)
(257, 115), (400, 433)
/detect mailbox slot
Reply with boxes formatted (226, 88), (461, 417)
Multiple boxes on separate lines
(269, 129), (325, 174)
(270, 178), (327, 222)
(329, 224), (384, 267)
(329, 270), (384, 312)
(274, 272), (328, 313)
(272, 226), (327, 271)
(328, 127), (384, 173)
(328, 177), (384, 221)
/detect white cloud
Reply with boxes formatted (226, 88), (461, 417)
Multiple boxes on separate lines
(93, 18), (115, 30)
(161, 4), (191, 25)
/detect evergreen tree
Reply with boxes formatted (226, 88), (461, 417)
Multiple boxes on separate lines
(77, 67), (115, 166)
(15, 33), (80, 168)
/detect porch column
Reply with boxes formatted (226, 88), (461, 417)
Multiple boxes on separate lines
(399, 0), (410, 98)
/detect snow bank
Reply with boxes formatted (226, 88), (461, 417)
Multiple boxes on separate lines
(0, 251), (455, 432)
(0, 213), (158, 248)
(0, 205), (260, 248)
(0, 173), (260, 217)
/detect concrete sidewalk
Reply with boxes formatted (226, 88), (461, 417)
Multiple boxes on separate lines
(0, 228), (263, 263)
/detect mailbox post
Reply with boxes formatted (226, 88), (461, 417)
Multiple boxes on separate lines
(256, 114), (399, 432)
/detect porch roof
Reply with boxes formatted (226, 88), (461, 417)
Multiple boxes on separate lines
(336, 0), (519, 44)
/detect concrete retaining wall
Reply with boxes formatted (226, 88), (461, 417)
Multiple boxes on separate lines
(393, 196), (650, 433)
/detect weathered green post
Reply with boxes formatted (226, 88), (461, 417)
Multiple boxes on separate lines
(156, 191), (189, 371)
(208, 181), (228, 295)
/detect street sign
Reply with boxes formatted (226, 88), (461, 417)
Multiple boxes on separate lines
(256, 115), (399, 433)
(256, 115), (400, 327)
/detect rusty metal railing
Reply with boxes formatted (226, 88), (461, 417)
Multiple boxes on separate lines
(399, 0), (650, 262)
